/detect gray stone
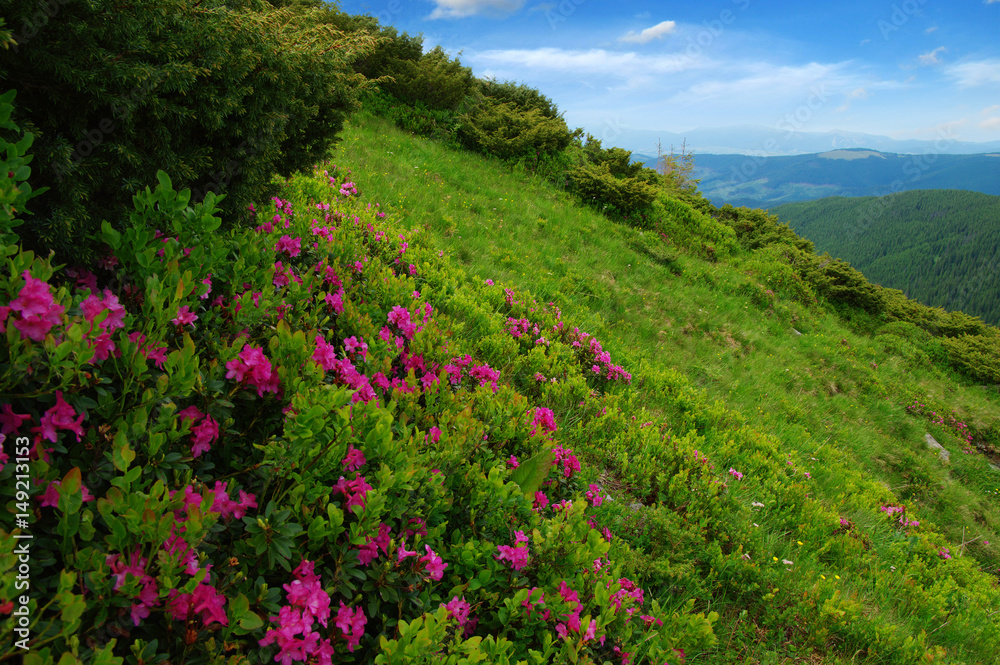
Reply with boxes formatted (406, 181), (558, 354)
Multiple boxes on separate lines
(925, 433), (950, 463)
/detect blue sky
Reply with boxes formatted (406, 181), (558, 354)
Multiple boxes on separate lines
(336, 0), (1000, 145)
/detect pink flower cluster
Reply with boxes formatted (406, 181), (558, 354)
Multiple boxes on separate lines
(105, 549), (161, 626)
(728, 467), (744, 481)
(566, 327), (631, 384)
(496, 530), (530, 571)
(609, 577), (644, 612)
(333, 475), (373, 512)
(178, 406), (220, 457)
(173, 481), (258, 521)
(312, 335), (377, 404)
(34, 391), (86, 443)
(104, 482), (254, 628)
(552, 445), (581, 479)
(2, 271), (65, 341)
(128, 332), (168, 369)
(226, 343), (280, 396)
(418, 545), (448, 581)
(274, 235), (302, 258)
(880, 504), (919, 529)
(441, 596), (476, 637)
(554, 580), (597, 643)
(172, 305), (198, 327)
(529, 407), (557, 437)
(259, 559), (346, 662)
(166, 581), (228, 630)
(585, 484), (604, 508)
(386, 305), (422, 341)
(357, 522), (391, 566)
(443, 354), (501, 393)
(80, 288), (127, 360)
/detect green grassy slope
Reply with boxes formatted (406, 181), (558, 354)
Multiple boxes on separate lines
(772, 190), (1000, 325)
(333, 113), (1000, 663)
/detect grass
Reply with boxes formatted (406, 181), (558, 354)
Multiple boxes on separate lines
(332, 112), (1000, 662)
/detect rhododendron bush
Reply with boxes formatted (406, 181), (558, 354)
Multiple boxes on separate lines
(0, 99), (717, 664)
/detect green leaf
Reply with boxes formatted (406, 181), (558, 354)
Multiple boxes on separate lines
(112, 430), (136, 472)
(509, 449), (555, 497)
(238, 611), (263, 632)
(101, 221), (122, 250)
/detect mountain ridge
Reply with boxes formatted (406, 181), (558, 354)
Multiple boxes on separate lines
(638, 149), (1000, 209)
(608, 125), (1000, 157)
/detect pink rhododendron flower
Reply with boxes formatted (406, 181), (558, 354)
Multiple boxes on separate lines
(728, 467), (744, 481)
(397, 541), (418, 562)
(507, 455), (519, 468)
(419, 545), (448, 581)
(312, 335), (338, 371)
(586, 484), (604, 507)
(167, 582), (228, 628)
(81, 289), (126, 331)
(226, 344), (280, 396)
(552, 445), (581, 479)
(342, 445), (366, 472)
(274, 235), (302, 257)
(530, 407), (557, 437)
(10, 271), (64, 341)
(0, 404), (30, 435)
(334, 602), (366, 651)
(496, 532), (530, 571)
(190, 415), (219, 457)
(34, 391), (86, 443)
(105, 549), (159, 626)
(172, 305), (198, 326)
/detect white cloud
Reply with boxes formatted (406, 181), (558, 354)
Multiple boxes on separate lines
(620, 20), (677, 44)
(427, 0), (525, 19)
(677, 62), (851, 103)
(471, 46), (708, 77)
(925, 26), (938, 34)
(944, 59), (1000, 86)
(918, 46), (947, 65)
(980, 117), (1000, 130)
(527, 2), (555, 13)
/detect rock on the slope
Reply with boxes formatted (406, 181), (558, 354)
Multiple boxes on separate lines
(925, 433), (950, 463)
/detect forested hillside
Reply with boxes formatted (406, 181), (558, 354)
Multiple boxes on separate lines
(774, 189), (1000, 325)
(3, 3), (1000, 665)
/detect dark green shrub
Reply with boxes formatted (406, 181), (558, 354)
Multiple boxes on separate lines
(565, 162), (657, 219)
(457, 99), (576, 161)
(1, 0), (375, 260)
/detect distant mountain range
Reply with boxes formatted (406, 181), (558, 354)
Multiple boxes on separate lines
(614, 125), (1000, 157)
(636, 148), (1000, 209)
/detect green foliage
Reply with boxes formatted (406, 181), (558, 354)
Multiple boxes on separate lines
(476, 79), (564, 119)
(565, 161), (657, 220)
(0, 90), (47, 245)
(457, 98), (576, 162)
(1, 0), (376, 260)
